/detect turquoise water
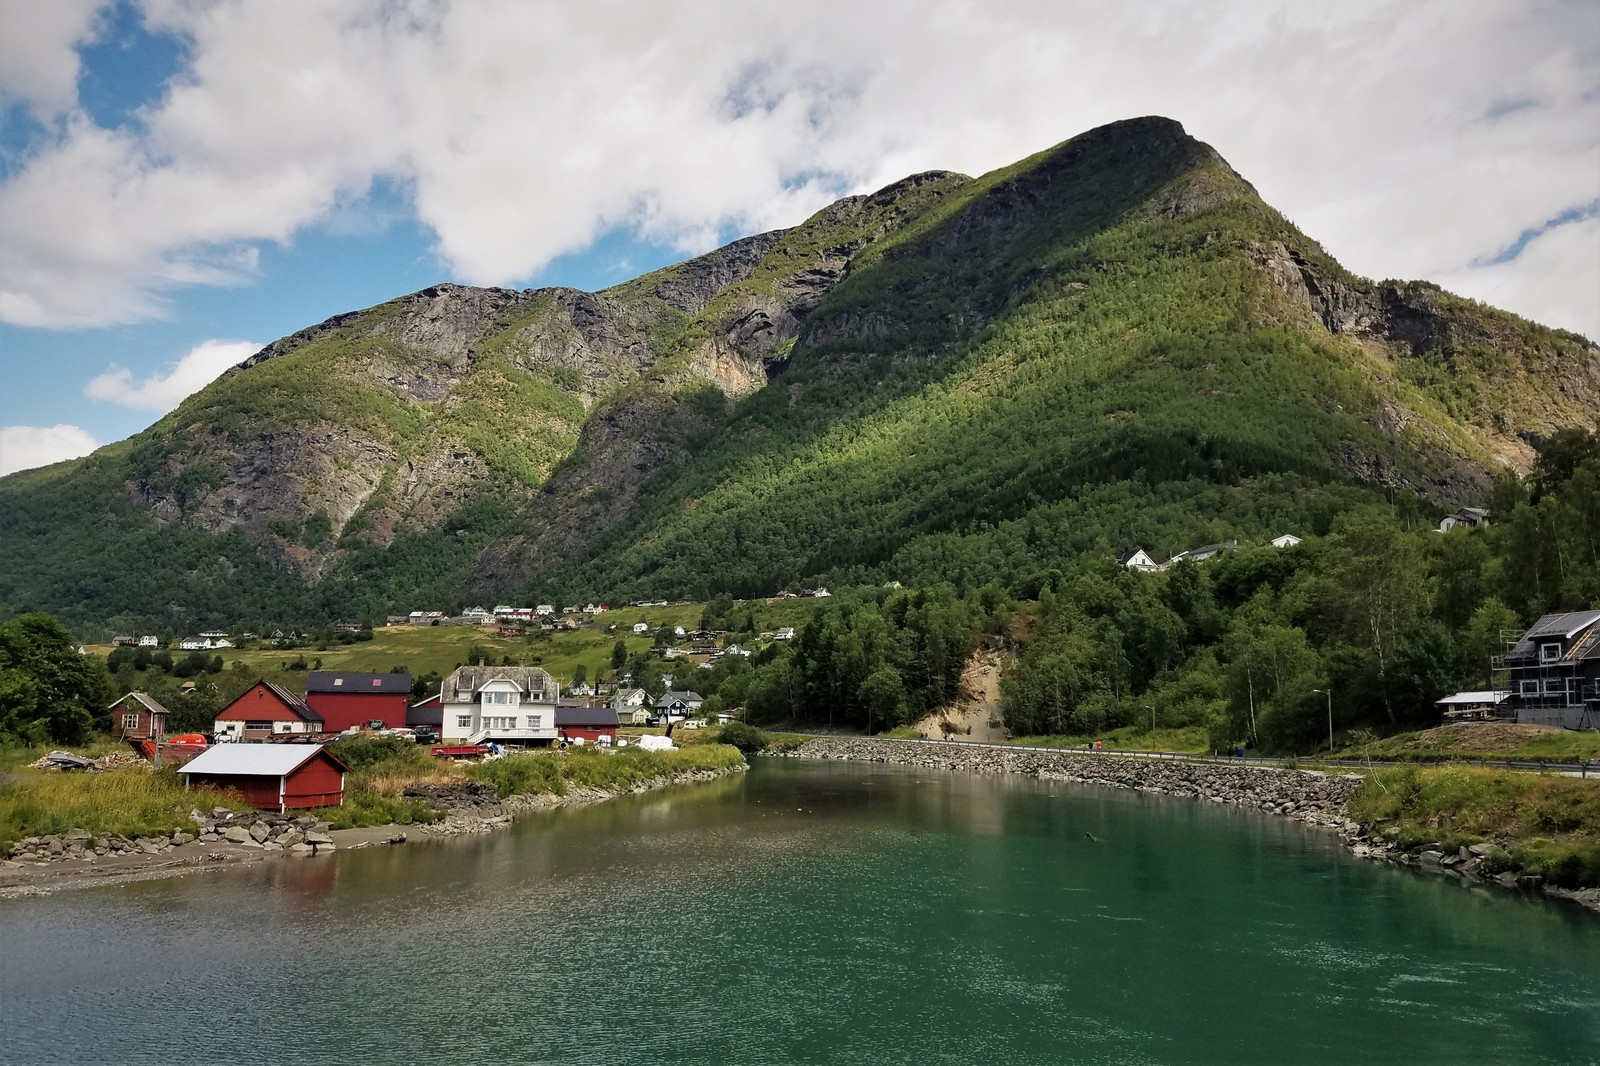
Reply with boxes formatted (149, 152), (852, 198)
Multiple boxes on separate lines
(1, 758), (1596, 1065)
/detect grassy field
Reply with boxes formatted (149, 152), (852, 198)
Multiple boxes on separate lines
(1348, 765), (1600, 888)
(1338, 723), (1600, 765)
(1004, 725), (1212, 754)
(0, 765), (251, 850)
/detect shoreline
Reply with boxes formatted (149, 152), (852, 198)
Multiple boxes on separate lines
(785, 736), (1600, 915)
(0, 763), (746, 899)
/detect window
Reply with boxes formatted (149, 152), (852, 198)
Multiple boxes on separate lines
(121, 713), (140, 730)
(527, 715), (541, 729)
(1540, 643), (1562, 663)
(1519, 680), (1540, 696)
(456, 715), (472, 729)
(245, 720), (273, 730)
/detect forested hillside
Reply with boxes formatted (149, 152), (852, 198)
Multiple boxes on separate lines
(1, 117), (1594, 636)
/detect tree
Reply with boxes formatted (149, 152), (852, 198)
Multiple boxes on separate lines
(571, 664), (588, 688)
(611, 639), (627, 670)
(0, 613), (104, 744)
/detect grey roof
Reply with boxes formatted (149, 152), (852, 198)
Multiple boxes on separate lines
(179, 743), (345, 777)
(1435, 691), (1511, 706)
(305, 671), (411, 693)
(107, 691), (170, 716)
(659, 690), (704, 704)
(446, 665), (558, 702)
(555, 706), (620, 727)
(1506, 611), (1600, 661)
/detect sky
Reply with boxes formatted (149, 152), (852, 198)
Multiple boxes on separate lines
(1, 0), (1597, 478)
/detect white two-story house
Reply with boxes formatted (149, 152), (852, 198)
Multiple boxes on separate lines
(440, 665), (561, 746)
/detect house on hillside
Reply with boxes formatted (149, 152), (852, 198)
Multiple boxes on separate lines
(773, 627), (796, 641)
(657, 690), (704, 719)
(180, 744), (348, 812)
(1168, 540), (1239, 565)
(137, 635), (160, 647)
(1271, 534), (1303, 548)
(611, 687), (648, 716)
(111, 635), (136, 647)
(1116, 549), (1164, 573)
(214, 681), (324, 741)
(108, 691), (169, 740)
(633, 622), (650, 634)
(303, 671), (412, 731)
(1439, 507), (1490, 533)
(439, 665), (560, 745)
(1504, 611), (1600, 730)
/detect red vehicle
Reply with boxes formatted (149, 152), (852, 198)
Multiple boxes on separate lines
(127, 733), (209, 767)
(429, 744), (492, 759)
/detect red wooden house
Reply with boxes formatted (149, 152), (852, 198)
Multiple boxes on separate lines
(555, 705), (619, 744)
(108, 691), (170, 740)
(179, 744), (348, 811)
(303, 671), (412, 731)
(215, 681), (324, 741)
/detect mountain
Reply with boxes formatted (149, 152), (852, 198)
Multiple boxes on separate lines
(3, 117), (1595, 631)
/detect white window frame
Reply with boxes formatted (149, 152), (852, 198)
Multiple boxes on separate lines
(1540, 643), (1562, 663)
(456, 715), (473, 729)
(1519, 680), (1539, 696)
(526, 715), (541, 729)
(121, 713), (140, 730)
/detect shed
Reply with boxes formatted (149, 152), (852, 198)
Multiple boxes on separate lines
(555, 705), (620, 744)
(1435, 690), (1512, 721)
(179, 744), (348, 811)
(108, 691), (170, 740)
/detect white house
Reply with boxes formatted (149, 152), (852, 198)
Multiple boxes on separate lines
(773, 627), (796, 641)
(439, 665), (561, 745)
(199, 630), (229, 640)
(632, 622), (650, 634)
(1271, 534), (1302, 549)
(1439, 507), (1490, 533)
(137, 635), (160, 647)
(673, 626), (686, 637)
(722, 643), (752, 658)
(535, 604), (555, 616)
(1116, 549), (1164, 573)
(610, 687), (649, 723)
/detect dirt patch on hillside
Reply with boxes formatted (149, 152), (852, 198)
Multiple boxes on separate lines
(912, 647), (1007, 742)
(1407, 722), (1564, 752)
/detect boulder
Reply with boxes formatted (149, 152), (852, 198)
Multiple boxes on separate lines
(172, 831), (195, 846)
(305, 831), (334, 846)
(223, 826), (251, 844)
(278, 828), (304, 847)
(248, 822), (271, 843)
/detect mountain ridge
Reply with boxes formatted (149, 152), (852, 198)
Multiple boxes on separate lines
(3, 116), (1595, 629)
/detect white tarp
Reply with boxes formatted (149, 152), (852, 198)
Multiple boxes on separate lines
(636, 734), (675, 751)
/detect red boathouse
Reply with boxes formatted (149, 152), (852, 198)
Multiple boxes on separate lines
(555, 705), (620, 744)
(303, 671), (412, 731)
(178, 744), (349, 811)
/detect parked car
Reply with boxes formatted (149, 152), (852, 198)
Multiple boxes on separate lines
(412, 727), (439, 745)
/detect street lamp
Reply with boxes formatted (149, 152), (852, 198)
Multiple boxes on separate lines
(1312, 688), (1333, 753)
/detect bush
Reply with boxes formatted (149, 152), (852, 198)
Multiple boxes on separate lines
(715, 721), (770, 754)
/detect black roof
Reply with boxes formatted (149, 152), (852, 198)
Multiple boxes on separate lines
(304, 671), (412, 694)
(555, 706), (619, 727)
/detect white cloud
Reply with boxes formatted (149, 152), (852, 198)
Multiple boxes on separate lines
(0, 423), (100, 477)
(85, 338), (260, 412)
(0, 0), (105, 118)
(0, 0), (1596, 336)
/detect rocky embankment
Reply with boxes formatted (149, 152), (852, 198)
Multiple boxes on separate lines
(787, 737), (1600, 914)
(406, 765), (746, 835)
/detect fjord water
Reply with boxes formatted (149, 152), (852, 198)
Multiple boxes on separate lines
(1, 760), (1595, 1065)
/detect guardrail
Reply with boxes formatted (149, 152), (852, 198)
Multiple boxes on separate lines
(782, 732), (1596, 777)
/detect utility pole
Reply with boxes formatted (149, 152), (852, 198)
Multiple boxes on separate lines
(1313, 688), (1333, 753)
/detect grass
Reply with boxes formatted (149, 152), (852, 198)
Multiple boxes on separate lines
(468, 744), (745, 797)
(0, 768), (251, 851)
(1339, 724), (1600, 765)
(1348, 765), (1600, 888)
(1, 739), (126, 774)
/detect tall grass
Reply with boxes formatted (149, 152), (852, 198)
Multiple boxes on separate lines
(0, 769), (250, 850)
(468, 744), (745, 798)
(1349, 766), (1600, 888)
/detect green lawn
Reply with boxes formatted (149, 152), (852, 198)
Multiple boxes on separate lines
(1338, 726), (1600, 765)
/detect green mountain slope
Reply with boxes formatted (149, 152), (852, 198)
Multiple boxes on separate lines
(1, 117), (1594, 631)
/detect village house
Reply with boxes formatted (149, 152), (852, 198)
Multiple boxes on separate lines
(1116, 548), (1164, 573)
(303, 671), (412, 731)
(214, 681), (325, 741)
(633, 622), (651, 634)
(180, 744), (349, 812)
(1504, 610), (1600, 730)
(535, 605), (555, 616)
(1168, 540), (1239, 565)
(111, 635), (136, 647)
(656, 690), (705, 719)
(439, 665), (561, 745)
(138, 635), (160, 647)
(773, 627), (796, 641)
(721, 643), (752, 658)
(610, 687), (649, 722)
(1434, 690), (1512, 722)
(1439, 507), (1490, 533)
(1271, 534), (1303, 548)
(108, 691), (169, 740)
(555, 705), (620, 744)
(178, 636), (231, 651)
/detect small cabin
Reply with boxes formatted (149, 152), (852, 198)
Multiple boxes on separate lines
(179, 744), (348, 811)
(108, 691), (170, 740)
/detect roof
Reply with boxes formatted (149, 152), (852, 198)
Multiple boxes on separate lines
(179, 743), (347, 777)
(305, 671), (411, 693)
(1506, 611), (1600, 660)
(1435, 691), (1511, 706)
(445, 665), (558, 702)
(555, 706), (620, 727)
(107, 691), (170, 716)
(659, 690), (704, 703)
(216, 681), (324, 723)
(1115, 549), (1149, 564)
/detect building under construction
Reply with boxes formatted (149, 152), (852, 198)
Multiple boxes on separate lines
(1502, 610), (1600, 731)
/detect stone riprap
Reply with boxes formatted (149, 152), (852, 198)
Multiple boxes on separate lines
(415, 765), (746, 836)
